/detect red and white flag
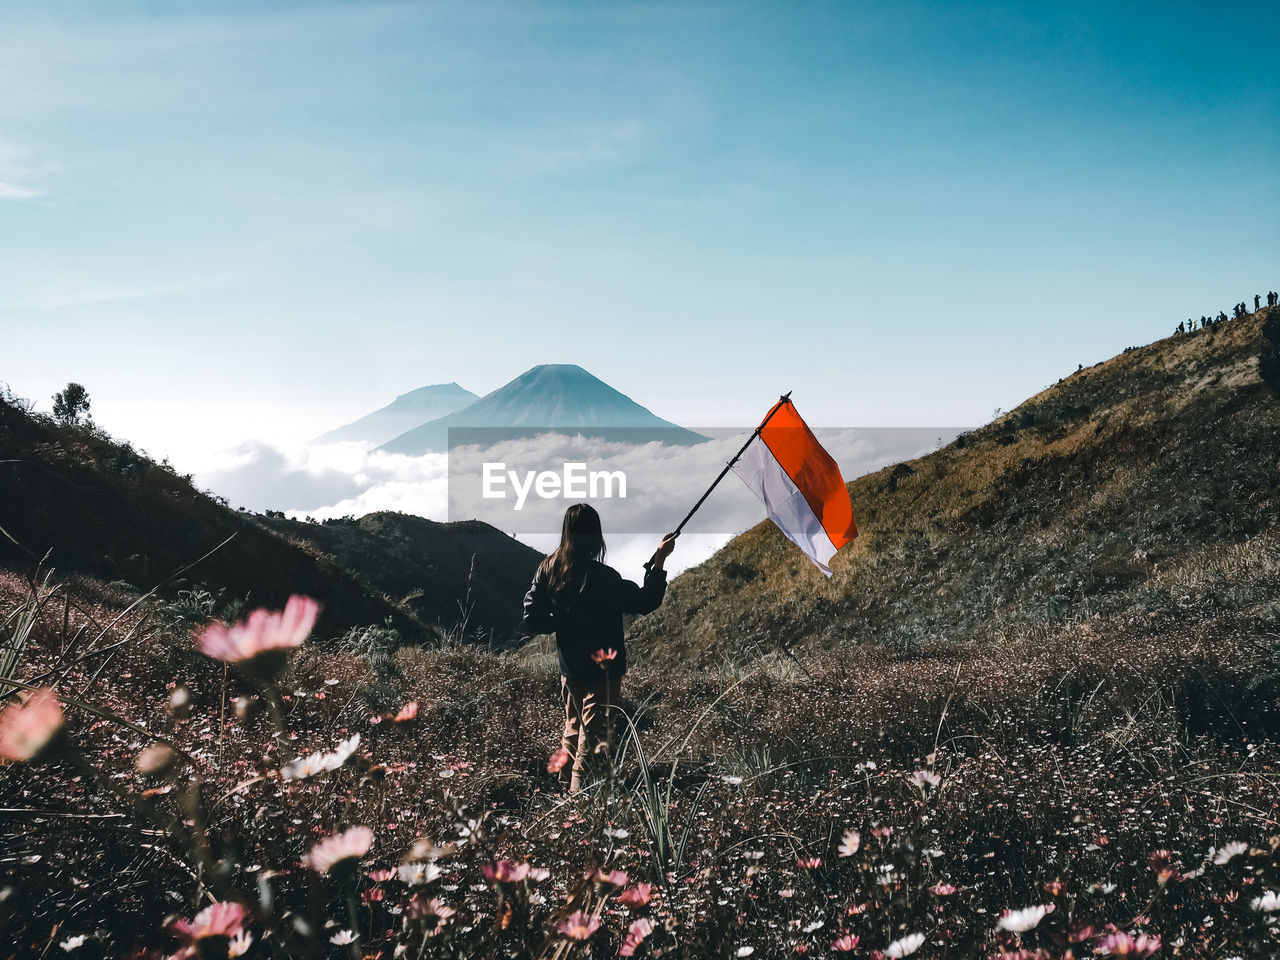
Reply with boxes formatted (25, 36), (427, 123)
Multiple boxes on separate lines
(731, 398), (858, 576)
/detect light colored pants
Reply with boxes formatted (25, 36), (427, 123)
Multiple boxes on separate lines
(561, 673), (621, 793)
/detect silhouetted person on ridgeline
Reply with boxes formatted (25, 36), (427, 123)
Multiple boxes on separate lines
(1256, 295), (1262, 311)
(1177, 321), (1185, 334)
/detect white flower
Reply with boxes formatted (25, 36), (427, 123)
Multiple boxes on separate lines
(802, 920), (824, 933)
(228, 931), (254, 957)
(281, 733), (361, 780)
(996, 903), (1054, 932)
(722, 775), (744, 786)
(1212, 841), (1248, 865)
(60, 936), (87, 952)
(908, 770), (941, 790)
(399, 861), (442, 886)
(838, 829), (861, 857)
(884, 932), (925, 958)
(736, 948), (755, 957)
(330, 930), (357, 945)
(1251, 890), (1280, 912)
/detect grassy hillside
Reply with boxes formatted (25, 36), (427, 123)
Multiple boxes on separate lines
(0, 397), (536, 642)
(257, 512), (542, 642)
(631, 307), (1280, 663)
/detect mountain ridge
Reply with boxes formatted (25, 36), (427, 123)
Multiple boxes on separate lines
(313, 382), (479, 446)
(378, 363), (707, 454)
(628, 307), (1280, 665)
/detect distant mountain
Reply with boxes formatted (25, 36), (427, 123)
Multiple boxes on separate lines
(314, 382), (478, 446)
(377, 364), (707, 454)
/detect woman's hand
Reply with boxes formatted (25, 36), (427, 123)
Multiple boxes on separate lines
(651, 532), (678, 569)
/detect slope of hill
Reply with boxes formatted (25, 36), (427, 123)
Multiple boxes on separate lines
(0, 398), (534, 641)
(256, 511), (542, 642)
(312, 382), (479, 446)
(630, 308), (1280, 663)
(378, 363), (707, 454)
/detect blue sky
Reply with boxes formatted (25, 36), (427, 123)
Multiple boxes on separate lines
(2, 0), (1277, 470)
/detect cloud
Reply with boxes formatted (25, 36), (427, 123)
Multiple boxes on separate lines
(196, 428), (956, 571)
(0, 141), (46, 201)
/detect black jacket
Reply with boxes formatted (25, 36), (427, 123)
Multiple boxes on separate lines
(522, 559), (667, 680)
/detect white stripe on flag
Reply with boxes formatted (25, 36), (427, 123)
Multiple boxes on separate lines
(732, 434), (839, 576)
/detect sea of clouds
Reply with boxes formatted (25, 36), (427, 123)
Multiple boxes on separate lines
(196, 427), (961, 575)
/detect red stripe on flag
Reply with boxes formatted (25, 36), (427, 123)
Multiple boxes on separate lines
(758, 400), (858, 549)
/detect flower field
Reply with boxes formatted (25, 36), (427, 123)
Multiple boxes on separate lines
(1, 572), (1277, 959)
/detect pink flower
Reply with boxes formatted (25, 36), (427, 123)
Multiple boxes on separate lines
(617, 883), (652, 907)
(195, 596), (318, 672)
(171, 901), (247, 940)
(1093, 932), (1161, 957)
(591, 648), (618, 665)
(832, 934), (860, 951)
(929, 883), (957, 896)
(796, 856), (822, 869)
(483, 860), (531, 883)
(592, 868), (628, 888)
(394, 701), (418, 722)
(0, 687), (64, 762)
(366, 868), (395, 882)
(555, 910), (601, 940)
(303, 826), (373, 875)
(838, 829), (861, 857)
(620, 918), (655, 956)
(548, 746), (571, 773)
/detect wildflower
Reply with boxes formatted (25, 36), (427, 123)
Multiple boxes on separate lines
(1211, 841), (1248, 865)
(1148, 850), (1182, 885)
(195, 595), (318, 676)
(797, 856), (822, 869)
(737, 948), (755, 957)
(884, 932), (925, 958)
(556, 910), (601, 940)
(281, 734), (361, 780)
(483, 860), (531, 883)
(548, 746), (571, 774)
(832, 934), (860, 952)
(228, 931), (253, 957)
(592, 868), (628, 888)
(303, 826), (373, 876)
(1251, 891), (1280, 912)
(330, 930), (356, 945)
(1092, 931), (1161, 956)
(59, 936), (87, 952)
(929, 883), (957, 896)
(398, 862), (442, 886)
(620, 918), (654, 957)
(407, 895), (456, 921)
(394, 701), (418, 722)
(0, 687), (64, 762)
(171, 901), (247, 941)
(367, 868), (395, 882)
(838, 830), (861, 857)
(591, 648), (618, 665)
(908, 770), (941, 791)
(997, 904), (1054, 933)
(135, 743), (175, 776)
(618, 883), (652, 907)
(871, 825), (894, 839)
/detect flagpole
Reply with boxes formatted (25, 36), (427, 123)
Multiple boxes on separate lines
(645, 391), (791, 570)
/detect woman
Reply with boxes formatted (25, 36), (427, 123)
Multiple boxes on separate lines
(522, 503), (677, 792)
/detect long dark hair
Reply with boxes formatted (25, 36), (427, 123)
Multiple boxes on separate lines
(541, 503), (606, 598)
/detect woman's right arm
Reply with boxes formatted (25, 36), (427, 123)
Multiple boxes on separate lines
(522, 566), (556, 635)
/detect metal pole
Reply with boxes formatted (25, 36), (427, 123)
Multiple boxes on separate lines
(645, 391), (791, 569)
